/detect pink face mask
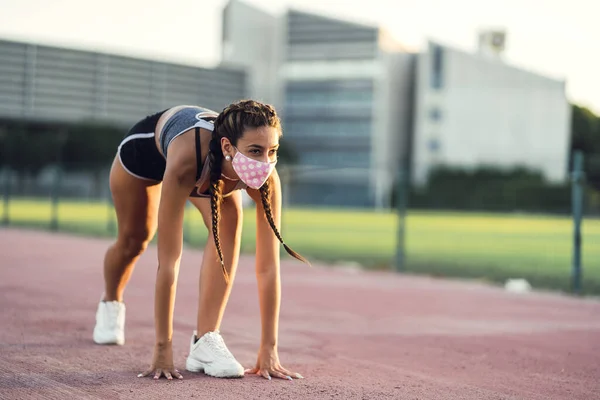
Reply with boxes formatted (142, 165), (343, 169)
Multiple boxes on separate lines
(231, 147), (277, 189)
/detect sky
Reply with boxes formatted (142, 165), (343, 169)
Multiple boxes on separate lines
(0, 0), (598, 114)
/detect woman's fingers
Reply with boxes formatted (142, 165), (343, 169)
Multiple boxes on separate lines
(276, 366), (301, 379)
(250, 367), (303, 381)
(138, 369), (153, 378)
(260, 370), (271, 381)
(138, 367), (183, 380)
(270, 370), (292, 380)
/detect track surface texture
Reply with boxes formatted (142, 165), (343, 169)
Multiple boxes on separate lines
(1, 228), (599, 400)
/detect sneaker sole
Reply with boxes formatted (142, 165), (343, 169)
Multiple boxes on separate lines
(185, 357), (206, 373)
(93, 331), (124, 346)
(185, 357), (243, 378)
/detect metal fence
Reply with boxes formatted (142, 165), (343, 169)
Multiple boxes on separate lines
(1, 127), (599, 296)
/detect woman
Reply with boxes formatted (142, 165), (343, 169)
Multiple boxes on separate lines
(92, 99), (309, 381)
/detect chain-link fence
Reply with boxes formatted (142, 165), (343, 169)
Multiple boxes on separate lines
(1, 123), (599, 295)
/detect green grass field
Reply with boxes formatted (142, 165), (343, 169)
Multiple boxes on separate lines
(3, 198), (600, 295)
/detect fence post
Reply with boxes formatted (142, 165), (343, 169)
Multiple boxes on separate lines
(395, 169), (408, 272)
(50, 129), (68, 231)
(571, 151), (585, 294)
(2, 168), (9, 226)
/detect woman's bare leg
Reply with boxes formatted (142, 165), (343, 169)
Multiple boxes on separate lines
(189, 191), (243, 336)
(103, 156), (162, 302)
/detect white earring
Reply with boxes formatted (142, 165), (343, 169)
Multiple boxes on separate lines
(225, 155), (232, 161)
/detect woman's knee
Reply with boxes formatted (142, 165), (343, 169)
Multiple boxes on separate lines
(117, 231), (152, 259)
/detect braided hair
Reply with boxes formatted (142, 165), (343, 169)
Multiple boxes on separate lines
(209, 100), (309, 283)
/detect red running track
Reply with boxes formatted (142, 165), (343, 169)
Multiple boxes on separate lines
(0, 228), (599, 400)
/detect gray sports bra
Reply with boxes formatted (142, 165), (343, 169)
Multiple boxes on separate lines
(158, 106), (247, 198)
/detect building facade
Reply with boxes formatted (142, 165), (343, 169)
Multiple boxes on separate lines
(222, 1), (572, 205)
(411, 37), (571, 185)
(0, 39), (246, 127)
(1, 3), (573, 208)
(221, 1), (416, 208)
(279, 10), (415, 208)
(220, 0), (284, 109)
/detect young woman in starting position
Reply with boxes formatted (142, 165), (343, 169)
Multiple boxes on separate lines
(92, 99), (309, 381)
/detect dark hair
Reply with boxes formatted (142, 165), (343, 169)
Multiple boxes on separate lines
(209, 99), (310, 282)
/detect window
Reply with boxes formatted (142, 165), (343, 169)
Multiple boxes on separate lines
(286, 89), (373, 109)
(284, 119), (372, 138)
(431, 45), (444, 90)
(299, 150), (370, 168)
(429, 107), (442, 122)
(285, 80), (374, 111)
(428, 138), (441, 154)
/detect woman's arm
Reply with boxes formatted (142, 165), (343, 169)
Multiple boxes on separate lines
(154, 164), (195, 343)
(140, 141), (197, 381)
(253, 169), (282, 347)
(246, 169), (302, 380)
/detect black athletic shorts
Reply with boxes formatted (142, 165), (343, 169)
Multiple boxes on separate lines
(117, 110), (168, 182)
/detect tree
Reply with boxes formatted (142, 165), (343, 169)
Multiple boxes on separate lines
(1, 122), (61, 175)
(570, 104), (600, 190)
(61, 121), (123, 172)
(276, 137), (298, 165)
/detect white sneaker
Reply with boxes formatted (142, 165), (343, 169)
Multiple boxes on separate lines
(185, 330), (244, 378)
(93, 300), (125, 345)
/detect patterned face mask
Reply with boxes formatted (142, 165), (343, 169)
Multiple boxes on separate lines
(231, 147), (277, 189)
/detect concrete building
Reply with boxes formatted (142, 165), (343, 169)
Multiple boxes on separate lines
(221, 0), (416, 208)
(220, 0), (284, 109)
(278, 9), (415, 208)
(2, 3), (572, 207)
(221, 1), (572, 204)
(0, 38), (246, 127)
(411, 32), (571, 185)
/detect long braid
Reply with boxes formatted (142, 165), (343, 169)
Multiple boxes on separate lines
(209, 104), (250, 282)
(208, 130), (228, 283)
(259, 178), (311, 266)
(209, 100), (310, 283)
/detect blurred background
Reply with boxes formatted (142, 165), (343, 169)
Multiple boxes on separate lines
(0, 0), (599, 294)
